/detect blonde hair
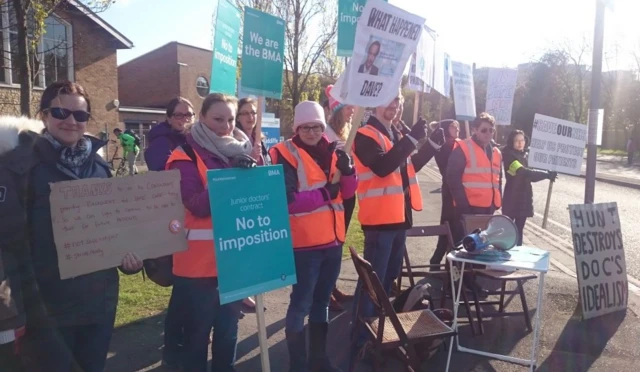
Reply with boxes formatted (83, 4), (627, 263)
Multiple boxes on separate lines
(329, 107), (352, 141)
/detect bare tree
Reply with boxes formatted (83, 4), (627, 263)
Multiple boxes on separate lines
(541, 37), (592, 123)
(316, 41), (344, 80)
(3, 0), (115, 116)
(273, 0), (336, 108)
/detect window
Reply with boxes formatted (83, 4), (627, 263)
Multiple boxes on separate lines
(0, 3), (73, 87)
(196, 76), (209, 97)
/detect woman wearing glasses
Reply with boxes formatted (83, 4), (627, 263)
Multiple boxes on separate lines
(236, 97), (270, 166)
(13, 81), (143, 371)
(143, 97), (195, 367)
(145, 97), (195, 172)
(269, 101), (357, 372)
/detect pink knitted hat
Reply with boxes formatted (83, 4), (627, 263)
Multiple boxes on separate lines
(293, 101), (327, 132)
(325, 85), (345, 114)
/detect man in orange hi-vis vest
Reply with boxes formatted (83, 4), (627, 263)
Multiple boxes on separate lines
(446, 112), (503, 245)
(351, 90), (446, 352)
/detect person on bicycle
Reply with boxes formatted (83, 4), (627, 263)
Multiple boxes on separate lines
(113, 128), (139, 176)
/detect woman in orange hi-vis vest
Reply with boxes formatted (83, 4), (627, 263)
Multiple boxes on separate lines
(166, 93), (257, 372)
(269, 101), (357, 372)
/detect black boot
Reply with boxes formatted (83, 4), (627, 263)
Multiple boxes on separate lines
(309, 322), (342, 372)
(286, 330), (308, 372)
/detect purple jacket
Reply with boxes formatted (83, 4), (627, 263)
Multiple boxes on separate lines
(144, 122), (187, 171)
(168, 134), (229, 217)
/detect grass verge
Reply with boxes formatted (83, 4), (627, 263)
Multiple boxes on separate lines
(116, 273), (171, 327)
(344, 203), (364, 258)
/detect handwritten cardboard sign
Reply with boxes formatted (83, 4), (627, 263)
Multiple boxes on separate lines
(569, 202), (628, 320)
(50, 170), (187, 279)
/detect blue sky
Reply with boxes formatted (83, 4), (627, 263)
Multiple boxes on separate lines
(102, 0), (640, 70)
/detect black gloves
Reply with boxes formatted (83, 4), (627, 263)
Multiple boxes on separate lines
(335, 149), (354, 175)
(230, 154), (257, 169)
(547, 171), (558, 182)
(324, 182), (340, 200)
(409, 118), (428, 141)
(429, 127), (446, 147)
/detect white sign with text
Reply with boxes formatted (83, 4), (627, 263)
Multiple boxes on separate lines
(569, 202), (628, 320)
(333, 0), (425, 107)
(485, 68), (517, 125)
(528, 114), (586, 176)
(451, 61), (476, 121)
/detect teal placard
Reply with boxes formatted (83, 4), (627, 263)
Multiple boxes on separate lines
(240, 7), (285, 99)
(337, 0), (388, 57)
(210, 0), (241, 95)
(207, 165), (296, 304)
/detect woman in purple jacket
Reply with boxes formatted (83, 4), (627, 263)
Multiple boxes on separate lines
(144, 97), (194, 172)
(143, 97), (194, 367)
(270, 101), (357, 372)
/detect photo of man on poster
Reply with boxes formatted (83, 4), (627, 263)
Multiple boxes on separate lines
(359, 41), (380, 75)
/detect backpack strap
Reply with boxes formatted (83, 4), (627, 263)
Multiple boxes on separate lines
(181, 143), (198, 164)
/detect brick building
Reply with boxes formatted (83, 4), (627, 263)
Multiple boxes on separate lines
(117, 42), (213, 158)
(0, 0), (132, 148)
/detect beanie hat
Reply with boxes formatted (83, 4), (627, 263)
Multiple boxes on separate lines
(293, 101), (327, 132)
(325, 85), (345, 114)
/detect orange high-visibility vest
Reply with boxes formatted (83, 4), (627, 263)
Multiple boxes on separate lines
(165, 146), (218, 278)
(269, 140), (346, 249)
(353, 125), (423, 225)
(455, 138), (502, 208)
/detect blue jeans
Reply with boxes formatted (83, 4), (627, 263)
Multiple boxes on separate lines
(352, 229), (407, 344)
(163, 283), (185, 363)
(286, 246), (343, 333)
(174, 276), (241, 372)
(20, 315), (116, 372)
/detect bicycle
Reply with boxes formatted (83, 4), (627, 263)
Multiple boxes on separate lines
(107, 143), (128, 177)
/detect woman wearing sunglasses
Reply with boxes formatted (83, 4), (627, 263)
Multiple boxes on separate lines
(13, 81), (143, 372)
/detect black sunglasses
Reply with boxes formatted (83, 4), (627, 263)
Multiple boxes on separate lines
(46, 107), (91, 122)
(480, 127), (496, 134)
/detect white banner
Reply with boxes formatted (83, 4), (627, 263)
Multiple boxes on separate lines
(569, 202), (628, 320)
(485, 68), (517, 125)
(407, 25), (435, 93)
(528, 114), (586, 176)
(333, 0), (425, 107)
(431, 40), (451, 97)
(451, 61), (476, 121)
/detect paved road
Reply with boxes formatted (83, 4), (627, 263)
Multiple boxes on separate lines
(530, 166), (640, 280)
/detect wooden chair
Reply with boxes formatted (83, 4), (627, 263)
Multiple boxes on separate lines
(349, 246), (456, 372)
(461, 214), (537, 332)
(397, 223), (481, 336)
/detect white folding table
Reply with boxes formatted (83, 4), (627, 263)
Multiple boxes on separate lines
(444, 247), (550, 372)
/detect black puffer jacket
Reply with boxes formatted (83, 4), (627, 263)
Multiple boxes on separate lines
(501, 146), (551, 218)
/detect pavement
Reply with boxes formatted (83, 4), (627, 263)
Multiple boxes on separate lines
(103, 165), (640, 372)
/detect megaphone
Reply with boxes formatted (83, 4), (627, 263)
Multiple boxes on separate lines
(462, 215), (518, 252)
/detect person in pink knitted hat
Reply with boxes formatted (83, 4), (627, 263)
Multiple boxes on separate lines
(269, 100), (358, 372)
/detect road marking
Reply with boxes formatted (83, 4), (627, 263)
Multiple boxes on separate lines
(533, 212), (573, 234)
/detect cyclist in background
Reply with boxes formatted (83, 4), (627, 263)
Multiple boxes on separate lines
(113, 128), (139, 176)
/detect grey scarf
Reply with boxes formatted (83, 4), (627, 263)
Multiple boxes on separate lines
(43, 131), (93, 174)
(190, 121), (252, 164)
